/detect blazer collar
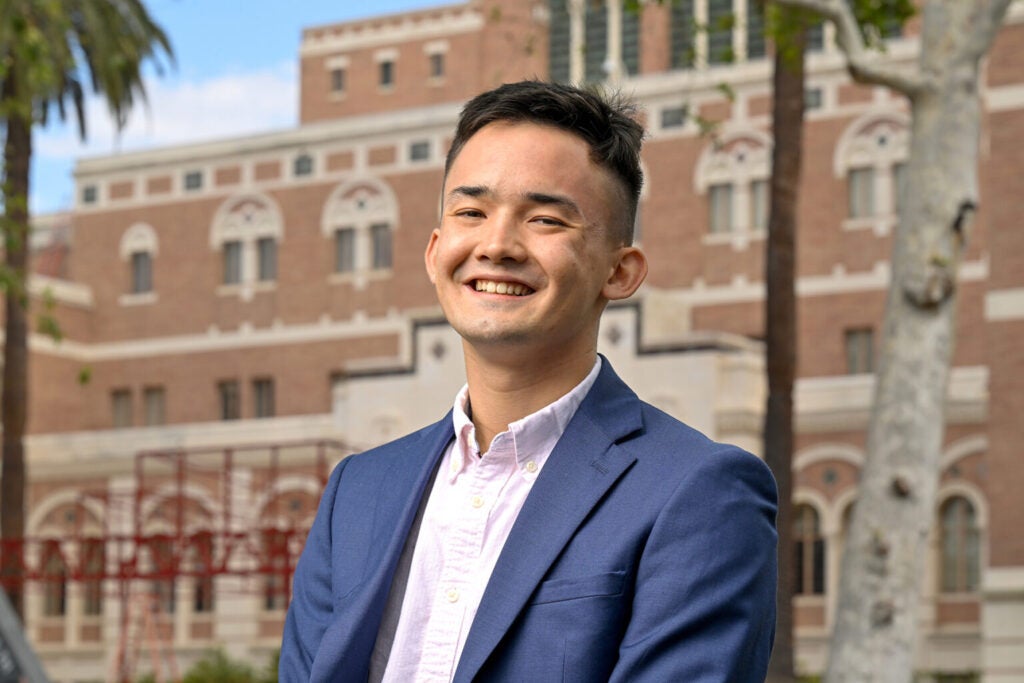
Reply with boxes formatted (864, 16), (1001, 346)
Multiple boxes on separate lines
(453, 358), (643, 682)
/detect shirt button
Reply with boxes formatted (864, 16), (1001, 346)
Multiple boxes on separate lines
(525, 461), (538, 474)
(446, 588), (460, 603)
(471, 495), (484, 508)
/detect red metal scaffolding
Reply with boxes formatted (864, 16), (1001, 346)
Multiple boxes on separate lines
(0, 438), (349, 682)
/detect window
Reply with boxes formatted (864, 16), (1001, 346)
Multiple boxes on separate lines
(836, 115), (909, 232)
(549, 0), (640, 82)
(371, 223), (393, 270)
(794, 504), (825, 595)
(670, 0), (696, 69)
(844, 327), (875, 374)
(294, 154), (314, 177)
(184, 171), (203, 191)
(131, 251), (153, 294)
(746, 0), (766, 59)
(148, 536), (176, 614)
(330, 67), (346, 94)
(191, 532), (214, 613)
(323, 179), (399, 284)
(409, 140), (431, 162)
(218, 380), (240, 421)
(257, 237), (277, 282)
(940, 497), (980, 593)
(143, 386), (165, 426)
(708, 183), (734, 233)
(661, 106), (687, 129)
(697, 133), (771, 244)
(707, 0), (735, 64)
(429, 52), (445, 79)
(112, 389), (133, 428)
(807, 20), (825, 52)
(82, 185), (98, 204)
(750, 179), (769, 231)
(848, 167), (876, 218)
(42, 541), (67, 617)
(263, 529), (289, 611)
(805, 87), (823, 110)
(211, 196), (284, 294)
(253, 378), (275, 419)
(119, 223), (158, 301)
(223, 240), (243, 285)
(379, 60), (394, 88)
(335, 227), (356, 273)
(82, 538), (105, 616)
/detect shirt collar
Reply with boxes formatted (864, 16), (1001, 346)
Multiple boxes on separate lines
(448, 357), (602, 480)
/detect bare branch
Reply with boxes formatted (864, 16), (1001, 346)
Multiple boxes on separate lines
(773, 0), (926, 96)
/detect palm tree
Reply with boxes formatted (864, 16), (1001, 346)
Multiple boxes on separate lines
(0, 0), (172, 618)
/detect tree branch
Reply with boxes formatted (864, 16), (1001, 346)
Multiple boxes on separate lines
(772, 0), (926, 96)
(963, 0), (1014, 62)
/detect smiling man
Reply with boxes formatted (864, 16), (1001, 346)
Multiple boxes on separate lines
(280, 81), (778, 683)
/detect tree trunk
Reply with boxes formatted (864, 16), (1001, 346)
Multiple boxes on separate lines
(0, 68), (32, 620)
(764, 12), (806, 683)
(825, 2), (1002, 678)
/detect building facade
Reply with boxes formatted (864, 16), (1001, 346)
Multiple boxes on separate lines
(9, 1), (1024, 680)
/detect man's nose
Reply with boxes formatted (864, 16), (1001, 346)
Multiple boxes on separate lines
(478, 214), (527, 262)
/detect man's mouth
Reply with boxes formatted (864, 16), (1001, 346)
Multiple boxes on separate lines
(472, 279), (533, 296)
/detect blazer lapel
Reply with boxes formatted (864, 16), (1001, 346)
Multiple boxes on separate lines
(314, 415), (454, 683)
(453, 362), (643, 682)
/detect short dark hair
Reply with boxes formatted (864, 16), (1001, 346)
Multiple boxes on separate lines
(444, 80), (645, 245)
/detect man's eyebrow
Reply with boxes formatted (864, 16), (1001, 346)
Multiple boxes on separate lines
(445, 185), (491, 203)
(523, 192), (583, 218)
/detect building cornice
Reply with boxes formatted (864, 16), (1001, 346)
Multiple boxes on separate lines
(300, 3), (480, 56)
(74, 101), (462, 179)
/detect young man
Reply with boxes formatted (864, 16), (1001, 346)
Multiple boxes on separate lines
(280, 81), (778, 682)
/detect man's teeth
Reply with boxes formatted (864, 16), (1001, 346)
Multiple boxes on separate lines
(474, 280), (531, 296)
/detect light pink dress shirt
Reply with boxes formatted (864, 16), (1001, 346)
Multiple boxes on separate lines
(380, 358), (602, 683)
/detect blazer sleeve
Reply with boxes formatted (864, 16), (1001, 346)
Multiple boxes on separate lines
(609, 446), (778, 683)
(279, 458), (348, 682)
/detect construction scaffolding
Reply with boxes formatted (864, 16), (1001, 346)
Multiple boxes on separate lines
(0, 438), (349, 682)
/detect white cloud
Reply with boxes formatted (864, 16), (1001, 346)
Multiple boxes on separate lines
(31, 62), (297, 213)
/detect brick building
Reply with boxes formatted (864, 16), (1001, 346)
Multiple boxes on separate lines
(11, 1), (1024, 680)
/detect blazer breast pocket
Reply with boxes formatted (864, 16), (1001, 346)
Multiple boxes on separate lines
(529, 570), (626, 605)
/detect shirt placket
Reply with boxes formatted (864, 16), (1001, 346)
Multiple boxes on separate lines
(418, 442), (512, 680)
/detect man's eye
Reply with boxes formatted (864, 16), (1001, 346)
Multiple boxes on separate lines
(533, 216), (565, 226)
(455, 209), (484, 218)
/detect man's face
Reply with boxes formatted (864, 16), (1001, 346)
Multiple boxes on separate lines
(425, 121), (644, 359)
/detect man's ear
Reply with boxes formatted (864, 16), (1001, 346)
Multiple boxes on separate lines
(602, 246), (648, 302)
(424, 228), (441, 284)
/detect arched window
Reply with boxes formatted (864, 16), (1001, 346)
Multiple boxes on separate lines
(834, 111), (909, 235)
(81, 537), (105, 616)
(262, 528), (290, 611)
(695, 131), (771, 249)
(190, 531), (215, 613)
(119, 223), (159, 302)
(210, 194), (284, 299)
(322, 177), (398, 289)
(41, 541), (67, 617)
(145, 534), (177, 615)
(940, 496), (980, 593)
(794, 504), (825, 596)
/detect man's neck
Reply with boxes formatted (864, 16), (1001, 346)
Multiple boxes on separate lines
(462, 346), (597, 454)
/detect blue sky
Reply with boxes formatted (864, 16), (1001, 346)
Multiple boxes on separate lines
(31, 0), (445, 215)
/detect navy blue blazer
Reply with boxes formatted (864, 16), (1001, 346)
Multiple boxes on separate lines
(280, 360), (778, 682)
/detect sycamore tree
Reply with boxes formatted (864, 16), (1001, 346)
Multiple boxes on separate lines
(768, 0), (1013, 680)
(0, 0), (172, 618)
